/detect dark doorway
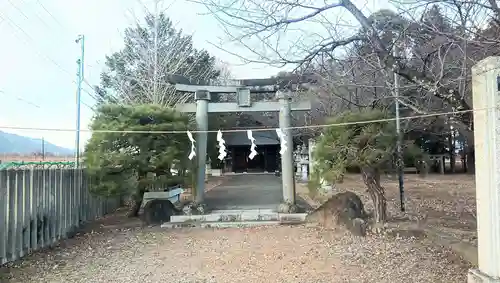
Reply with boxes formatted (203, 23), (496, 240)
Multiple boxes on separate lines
(263, 145), (279, 172)
(232, 146), (248, 172)
(230, 145), (279, 173)
(247, 150), (264, 172)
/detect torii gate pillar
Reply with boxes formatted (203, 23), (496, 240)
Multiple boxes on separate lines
(277, 90), (296, 205)
(194, 90), (210, 204)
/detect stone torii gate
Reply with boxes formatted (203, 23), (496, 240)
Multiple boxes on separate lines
(174, 79), (311, 210)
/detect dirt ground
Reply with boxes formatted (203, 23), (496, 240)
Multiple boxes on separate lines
(298, 174), (477, 235)
(296, 173), (478, 261)
(1, 174), (475, 283)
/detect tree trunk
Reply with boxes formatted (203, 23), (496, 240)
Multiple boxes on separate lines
(127, 171), (148, 218)
(127, 188), (146, 218)
(361, 167), (387, 224)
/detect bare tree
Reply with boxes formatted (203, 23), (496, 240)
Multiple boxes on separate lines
(200, 0), (500, 172)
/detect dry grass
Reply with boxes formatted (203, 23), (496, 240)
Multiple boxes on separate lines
(1, 174), (475, 283)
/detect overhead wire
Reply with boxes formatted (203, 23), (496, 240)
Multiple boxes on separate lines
(17, 0), (101, 110)
(0, 11), (72, 77)
(33, 1), (100, 110)
(0, 106), (490, 134)
(6, 0), (30, 21)
(35, 0), (70, 33)
(1, 1), (97, 112)
(76, 0), (165, 105)
(0, 90), (41, 109)
(79, 0), (230, 106)
(3, 0), (484, 130)
(81, 100), (95, 111)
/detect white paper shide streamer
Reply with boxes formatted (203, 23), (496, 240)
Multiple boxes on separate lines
(216, 130), (227, 160)
(247, 130), (258, 160)
(275, 128), (288, 155)
(187, 131), (196, 160)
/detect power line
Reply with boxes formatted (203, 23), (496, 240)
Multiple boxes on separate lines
(0, 106), (488, 134)
(35, 0), (70, 33)
(82, 88), (100, 102)
(81, 100), (95, 111)
(2, 3), (99, 108)
(0, 90), (41, 109)
(0, 88), (95, 115)
(6, 0), (29, 20)
(11, 0), (53, 31)
(0, 12), (73, 78)
(28, 1), (128, 101)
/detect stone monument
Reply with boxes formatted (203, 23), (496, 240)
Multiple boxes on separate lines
(467, 56), (500, 283)
(294, 144), (309, 182)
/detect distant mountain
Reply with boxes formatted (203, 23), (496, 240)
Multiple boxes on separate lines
(0, 131), (74, 155)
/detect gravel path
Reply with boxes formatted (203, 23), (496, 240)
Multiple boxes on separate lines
(3, 224), (470, 283)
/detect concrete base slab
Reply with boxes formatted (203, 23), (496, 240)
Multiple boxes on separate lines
(207, 204), (280, 210)
(161, 220), (306, 229)
(468, 269), (500, 283)
(279, 213), (307, 222)
(170, 211), (307, 224)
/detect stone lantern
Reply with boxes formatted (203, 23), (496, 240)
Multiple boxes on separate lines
(294, 144), (309, 182)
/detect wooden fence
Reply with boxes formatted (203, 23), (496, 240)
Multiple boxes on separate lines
(0, 168), (121, 265)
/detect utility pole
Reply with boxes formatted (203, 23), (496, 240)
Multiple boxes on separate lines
(393, 43), (405, 212)
(75, 35), (85, 168)
(41, 137), (45, 161)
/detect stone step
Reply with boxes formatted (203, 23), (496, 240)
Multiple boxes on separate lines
(169, 211), (307, 224)
(161, 220), (306, 229)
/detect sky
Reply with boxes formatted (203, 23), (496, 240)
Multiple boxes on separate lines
(0, 0), (389, 152)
